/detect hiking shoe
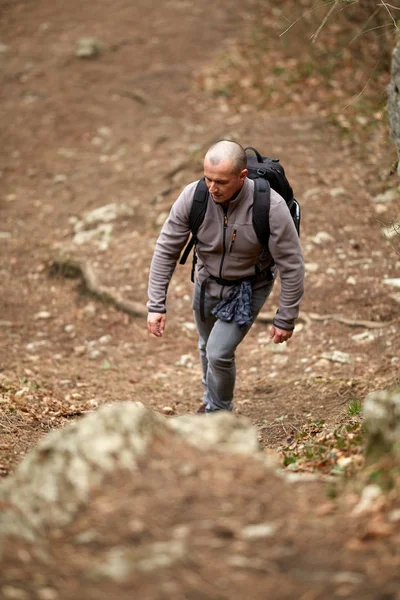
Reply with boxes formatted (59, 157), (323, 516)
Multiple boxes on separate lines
(196, 403), (207, 414)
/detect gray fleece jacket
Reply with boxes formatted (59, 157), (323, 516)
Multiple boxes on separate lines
(147, 177), (304, 330)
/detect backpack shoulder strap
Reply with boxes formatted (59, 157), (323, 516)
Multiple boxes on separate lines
(252, 177), (271, 248)
(179, 177), (209, 266)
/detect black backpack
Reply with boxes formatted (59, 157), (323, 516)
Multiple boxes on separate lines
(179, 146), (300, 280)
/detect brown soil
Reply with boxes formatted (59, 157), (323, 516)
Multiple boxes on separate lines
(0, 0), (400, 597)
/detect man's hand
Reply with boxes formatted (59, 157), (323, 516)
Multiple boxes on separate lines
(269, 325), (293, 344)
(147, 312), (167, 337)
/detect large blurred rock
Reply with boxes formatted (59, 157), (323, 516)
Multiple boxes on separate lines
(0, 403), (261, 543)
(388, 37), (400, 179)
(364, 390), (400, 463)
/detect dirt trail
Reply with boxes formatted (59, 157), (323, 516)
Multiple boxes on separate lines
(1, 0), (399, 454)
(1, 1), (400, 597)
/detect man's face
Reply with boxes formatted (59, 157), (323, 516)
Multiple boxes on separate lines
(204, 158), (247, 203)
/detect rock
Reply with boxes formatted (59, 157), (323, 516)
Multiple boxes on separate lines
(72, 223), (113, 251)
(53, 174), (67, 184)
(311, 231), (334, 245)
(176, 354), (195, 368)
(80, 203), (135, 227)
(82, 303), (97, 317)
(161, 406), (174, 415)
(352, 484), (382, 516)
(383, 278), (400, 289)
(363, 389), (400, 463)
(75, 38), (104, 59)
(73, 345), (86, 356)
(351, 331), (375, 343)
(329, 187), (346, 198)
(0, 404), (264, 542)
(34, 311), (52, 320)
(372, 188), (399, 203)
(304, 262), (319, 272)
(346, 276), (357, 285)
(320, 351), (352, 364)
(241, 522), (278, 539)
(382, 222), (400, 240)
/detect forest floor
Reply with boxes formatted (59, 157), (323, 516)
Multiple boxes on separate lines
(0, 0), (400, 598)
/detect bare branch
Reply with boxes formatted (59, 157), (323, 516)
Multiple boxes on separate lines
(379, 1), (399, 28)
(350, 22), (396, 44)
(311, 0), (341, 42)
(279, 0), (340, 38)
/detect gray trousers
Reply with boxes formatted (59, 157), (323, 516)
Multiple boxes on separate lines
(192, 281), (273, 412)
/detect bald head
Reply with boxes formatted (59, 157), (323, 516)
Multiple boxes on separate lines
(205, 141), (247, 174)
(203, 141), (248, 203)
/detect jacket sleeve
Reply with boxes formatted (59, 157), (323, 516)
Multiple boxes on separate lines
(147, 181), (197, 313)
(268, 190), (305, 330)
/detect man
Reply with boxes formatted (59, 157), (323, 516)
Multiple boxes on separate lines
(147, 140), (304, 413)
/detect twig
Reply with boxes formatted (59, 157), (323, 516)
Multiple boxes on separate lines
(311, 0), (340, 43)
(379, 1), (399, 28)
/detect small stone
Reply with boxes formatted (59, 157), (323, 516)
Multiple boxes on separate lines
(98, 334), (112, 344)
(329, 187), (346, 198)
(53, 174), (67, 184)
(320, 351), (351, 364)
(351, 331), (375, 343)
(373, 204), (388, 215)
(97, 126), (111, 138)
(89, 349), (102, 360)
(352, 484), (382, 516)
(0, 43), (8, 53)
(73, 346), (86, 356)
(382, 222), (400, 240)
(75, 38), (104, 59)
(346, 276), (357, 285)
(176, 354), (195, 368)
(161, 406), (174, 415)
(388, 509), (400, 523)
(304, 262), (319, 272)
(0, 232), (12, 239)
(34, 311), (52, 320)
(383, 278), (400, 289)
(64, 324), (75, 333)
(372, 188), (399, 203)
(241, 522), (278, 539)
(82, 304), (97, 317)
(311, 231), (334, 245)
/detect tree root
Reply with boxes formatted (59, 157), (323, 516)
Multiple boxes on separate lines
(257, 311), (399, 329)
(49, 258), (147, 318)
(50, 257), (398, 328)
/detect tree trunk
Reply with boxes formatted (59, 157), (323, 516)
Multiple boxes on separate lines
(388, 37), (400, 180)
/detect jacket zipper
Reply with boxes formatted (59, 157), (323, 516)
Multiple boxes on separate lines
(229, 229), (237, 253)
(218, 207), (228, 279)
